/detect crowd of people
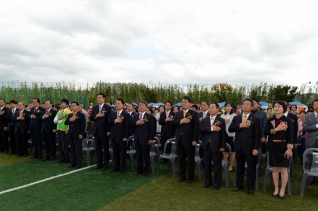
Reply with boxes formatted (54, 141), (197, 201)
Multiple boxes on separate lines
(0, 94), (318, 199)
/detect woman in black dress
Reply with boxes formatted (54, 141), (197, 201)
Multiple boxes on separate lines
(264, 100), (293, 199)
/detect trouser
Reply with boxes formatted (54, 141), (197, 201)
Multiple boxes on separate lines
(135, 139), (150, 174)
(177, 136), (195, 180)
(31, 128), (43, 158)
(235, 149), (256, 190)
(57, 130), (69, 162)
(69, 134), (83, 167)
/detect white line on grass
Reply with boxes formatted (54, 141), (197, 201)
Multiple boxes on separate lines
(0, 164), (96, 195)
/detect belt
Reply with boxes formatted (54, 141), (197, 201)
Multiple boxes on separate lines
(273, 139), (286, 143)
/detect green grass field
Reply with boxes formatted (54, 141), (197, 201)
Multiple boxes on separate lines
(0, 151), (318, 211)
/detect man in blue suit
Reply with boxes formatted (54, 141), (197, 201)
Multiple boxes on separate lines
(29, 98), (45, 159)
(89, 93), (112, 171)
(229, 98), (261, 195)
(65, 101), (86, 169)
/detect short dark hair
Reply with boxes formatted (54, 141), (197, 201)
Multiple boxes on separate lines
(182, 96), (192, 103)
(173, 106), (180, 111)
(266, 107), (272, 111)
(299, 110), (306, 115)
(45, 100), (52, 105)
(291, 104), (297, 109)
(97, 93), (106, 98)
(10, 100), (18, 104)
(106, 101), (112, 105)
(165, 101), (172, 106)
(274, 100), (288, 113)
(147, 106), (153, 114)
(139, 101), (148, 107)
(201, 100), (208, 105)
(61, 98), (69, 105)
(5, 102), (9, 105)
(251, 98), (259, 104)
(209, 102), (220, 109)
(116, 98), (125, 105)
(312, 99), (318, 105)
(71, 101), (79, 106)
(33, 98), (40, 104)
(18, 101), (24, 105)
(159, 105), (164, 110)
(243, 98), (254, 106)
(54, 104), (60, 110)
(191, 104), (198, 110)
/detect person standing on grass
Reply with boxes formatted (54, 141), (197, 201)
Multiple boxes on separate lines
(108, 98), (130, 174)
(5, 100), (18, 155)
(65, 101), (86, 169)
(264, 100), (293, 199)
(41, 100), (57, 161)
(229, 98), (260, 195)
(54, 98), (72, 164)
(29, 98), (45, 159)
(173, 96), (200, 184)
(89, 93), (112, 171)
(303, 99), (318, 185)
(220, 102), (236, 171)
(0, 99), (9, 154)
(131, 101), (156, 177)
(200, 102), (226, 190)
(159, 101), (175, 156)
(14, 102), (30, 157)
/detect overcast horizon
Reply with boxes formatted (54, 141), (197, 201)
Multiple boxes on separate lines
(1, 0), (318, 87)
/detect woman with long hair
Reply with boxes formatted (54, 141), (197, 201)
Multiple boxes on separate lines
(220, 102), (236, 171)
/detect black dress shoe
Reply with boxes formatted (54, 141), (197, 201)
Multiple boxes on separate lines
(203, 182), (212, 188)
(248, 190), (254, 195)
(100, 166), (109, 171)
(68, 165), (76, 168)
(110, 169), (119, 173)
(233, 187), (243, 192)
(178, 178), (185, 182)
(144, 173), (149, 177)
(279, 194), (285, 199)
(133, 171), (143, 175)
(213, 185), (221, 190)
(94, 166), (102, 170)
(187, 179), (193, 184)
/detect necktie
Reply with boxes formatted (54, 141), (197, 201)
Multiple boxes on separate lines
(211, 117), (214, 126)
(166, 111), (169, 118)
(117, 112), (120, 118)
(46, 110), (49, 114)
(139, 113), (142, 120)
(19, 111), (22, 116)
(183, 111), (186, 118)
(12, 109), (14, 114)
(243, 115), (247, 123)
(99, 105), (102, 113)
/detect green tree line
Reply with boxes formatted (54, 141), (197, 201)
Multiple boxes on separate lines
(0, 81), (317, 106)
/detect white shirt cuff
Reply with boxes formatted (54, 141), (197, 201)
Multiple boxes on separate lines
(316, 124), (318, 128)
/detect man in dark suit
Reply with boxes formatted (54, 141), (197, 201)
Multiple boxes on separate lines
(131, 101), (156, 176)
(251, 98), (268, 176)
(284, 102), (298, 152)
(29, 98), (45, 159)
(89, 93), (112, 171)
(65, 101), (86, 169)
(198, 101), (209, 120)
(13, 102), (30, 157)
(173, 96), (200, 183)
(5, 100), (18, 155)
(126, 103), (136, 137)
(229, 98), (261, 195)
(41, 100), (57, 161)
(200, 102), (226, 189)
(108, 98), (130, 174)
(159, 101), (175, 155)
(0, 99), (9, 153)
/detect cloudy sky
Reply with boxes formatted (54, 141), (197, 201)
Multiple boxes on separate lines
(1, 0), (318, 87)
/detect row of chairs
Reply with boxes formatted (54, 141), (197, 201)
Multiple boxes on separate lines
(82, 136), (318, 197)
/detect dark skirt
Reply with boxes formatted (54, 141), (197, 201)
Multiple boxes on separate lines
(225, 135), (235, 152)
(269, 142), (289, 167)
